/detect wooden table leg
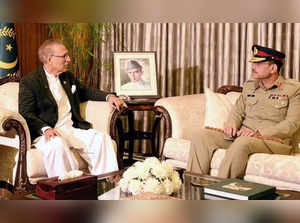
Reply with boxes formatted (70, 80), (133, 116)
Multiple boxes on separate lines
(151, 115), (161, 157)
(127, 110), (135, 162)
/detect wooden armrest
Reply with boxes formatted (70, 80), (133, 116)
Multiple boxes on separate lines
(0, 107), (32, 191)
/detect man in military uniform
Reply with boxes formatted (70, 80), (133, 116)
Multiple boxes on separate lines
(121, 60), (151, 90)
(187, 45), (300, 178)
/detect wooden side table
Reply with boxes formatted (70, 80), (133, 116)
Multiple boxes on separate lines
(110, 98), (161, 168)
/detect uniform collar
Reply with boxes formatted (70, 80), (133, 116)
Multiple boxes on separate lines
(254, 75), (285, 90)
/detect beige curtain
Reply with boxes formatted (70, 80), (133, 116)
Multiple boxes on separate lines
(95, 23), (300, 155)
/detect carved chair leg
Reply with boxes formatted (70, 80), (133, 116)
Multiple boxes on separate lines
(3, 119), (34, 193)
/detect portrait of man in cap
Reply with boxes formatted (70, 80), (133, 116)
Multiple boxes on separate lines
(121, 60), (151, 90)
(113, 52), (158, 97)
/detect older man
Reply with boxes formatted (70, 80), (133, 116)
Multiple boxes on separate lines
(187, 45), (300, 178)
(19, 39), (126, 177)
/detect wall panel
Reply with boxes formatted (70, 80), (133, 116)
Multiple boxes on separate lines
(15, 23), (49, 76)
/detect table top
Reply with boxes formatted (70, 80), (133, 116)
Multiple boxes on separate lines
(124, 98), (159, 105)
(8, 171), (300, 200)
(99, 171), (300, 200)
(98, 171), (222, 200)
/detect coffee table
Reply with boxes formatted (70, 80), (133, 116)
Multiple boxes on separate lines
(98, 171), (300, 200)
(8, 170), (300, 200)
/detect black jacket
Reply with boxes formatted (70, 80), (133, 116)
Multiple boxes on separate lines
(19, 66), (109, 141)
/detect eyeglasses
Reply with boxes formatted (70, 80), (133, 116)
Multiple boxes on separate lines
(51, 54), (70, 59)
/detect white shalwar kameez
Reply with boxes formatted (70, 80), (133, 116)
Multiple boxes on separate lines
(34, 69), (118, 177)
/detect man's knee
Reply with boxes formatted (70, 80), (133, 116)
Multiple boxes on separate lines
(230, 136), (252, 153)
(197, 129), (215, 140)
(49, 137), (69, 153)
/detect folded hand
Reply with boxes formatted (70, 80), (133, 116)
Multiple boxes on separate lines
(44, 128), (61, 141)
(223, 125), (237, 139)
(237, 127), (260, 137)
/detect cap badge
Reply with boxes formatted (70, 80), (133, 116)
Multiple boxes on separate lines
(254, 47), (258, 55)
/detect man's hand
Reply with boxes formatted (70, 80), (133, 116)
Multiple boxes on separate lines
(237, 127), (260, 137)
(223, 125), (238, 139)
(44, 128), (61, 141)
(108, 95), (127, 111)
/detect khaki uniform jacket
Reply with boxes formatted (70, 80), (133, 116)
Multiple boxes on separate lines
(226, 75), (300, 144)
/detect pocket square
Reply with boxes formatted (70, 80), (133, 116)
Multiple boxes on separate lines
(71, 85), (76, 94)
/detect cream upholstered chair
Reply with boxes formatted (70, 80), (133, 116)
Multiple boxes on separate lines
(0, 74), (119, 192)
(155, 86), (300, 192)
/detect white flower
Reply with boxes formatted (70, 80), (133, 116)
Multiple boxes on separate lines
(119, 178), (129, 192)
(143, 178), (164, 194)
(151, 164), (168, 179)
(163, 179), (174, 195)
(135, 164), (151, 180)
(171, 171), (182, 191)
(123, 166), (139, 180)
(128, 179), (143, 195)
(144, 157), (160, 167)
(133, 161), (143, 168)
(161, 161), (174, 177)
(120, 157), (182, 195)
(71, 85), (76, 94)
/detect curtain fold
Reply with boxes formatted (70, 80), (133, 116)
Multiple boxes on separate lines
(95, 23), (300, 155)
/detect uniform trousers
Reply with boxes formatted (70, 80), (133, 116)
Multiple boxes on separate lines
(187, 129), (292, 178)
(34, 127), (118, 177)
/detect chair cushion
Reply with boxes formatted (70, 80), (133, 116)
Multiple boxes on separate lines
(244, 175), (300, 191)
(203, 87), (240, 130)
(165, 159), (187, 169)
(245, 153), (300, 186)
(0, 145), (18, 184)
(163, 138), (192, 163)
(80, 101), (113, 135)
(0, 82), (19, 112)
(210, 148), (300, 191)
(27, 149), (47, 178)
(155, 94), (206, 139)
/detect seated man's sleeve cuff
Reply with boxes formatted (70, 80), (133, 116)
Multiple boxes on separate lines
(106, 93), (116, 101)
(41, 126), (51, 134)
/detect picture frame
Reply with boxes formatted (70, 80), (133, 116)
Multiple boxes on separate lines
(113, 52), (159, 98)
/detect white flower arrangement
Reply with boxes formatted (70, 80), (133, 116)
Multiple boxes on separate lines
(120, 157), (182, 195)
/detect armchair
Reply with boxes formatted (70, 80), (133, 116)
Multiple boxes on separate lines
(155, 86), (300, 192)
(0, 75), (118, 192)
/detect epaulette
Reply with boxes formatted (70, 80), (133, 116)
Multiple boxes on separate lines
(242, 80), (256, 89)
(284, 79), (300, 88)
(285, 78), (300, 84)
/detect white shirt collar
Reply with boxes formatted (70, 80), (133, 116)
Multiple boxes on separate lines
(43, 66), (59, 80)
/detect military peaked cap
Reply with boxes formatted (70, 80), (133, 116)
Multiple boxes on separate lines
(249, 45), (285, 66)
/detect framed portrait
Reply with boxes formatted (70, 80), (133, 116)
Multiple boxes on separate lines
(113, 52), (159, 98)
